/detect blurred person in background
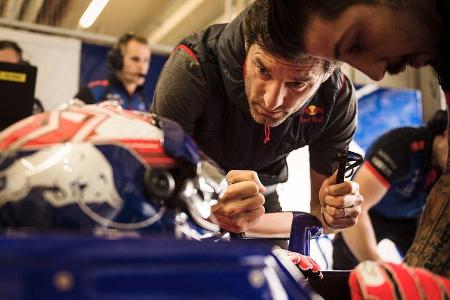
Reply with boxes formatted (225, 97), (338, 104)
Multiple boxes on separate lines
(0, 40), (44, 114)
(75, 33), (151, 111)
(333, 109), (448, 270)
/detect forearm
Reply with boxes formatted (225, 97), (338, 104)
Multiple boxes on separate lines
(404, 109), (450, 277)
(246, 212), (293, 236)
(342, 210), (382, 262)
(404, 171), (450, 277)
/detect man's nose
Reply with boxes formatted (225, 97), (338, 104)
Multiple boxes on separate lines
(264, 82), (286, 110)
(352, 59), (387, 81)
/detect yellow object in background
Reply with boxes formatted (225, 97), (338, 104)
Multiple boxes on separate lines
(0, 71), (26, 83)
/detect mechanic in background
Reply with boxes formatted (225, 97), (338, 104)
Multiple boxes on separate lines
(75, 33), (151, 111)
(0, 40), (44, 114)
(333, 109), (448, 270)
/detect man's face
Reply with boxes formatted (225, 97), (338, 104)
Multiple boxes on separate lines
(244, 44), (327, 127)
(303, 4), (439, 81)
(0, 48), (21, 63)
(119, 40), (151, 86)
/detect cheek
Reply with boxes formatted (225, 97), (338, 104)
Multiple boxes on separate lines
(284, 95), (307, 111)
(245, 76), (264, 101)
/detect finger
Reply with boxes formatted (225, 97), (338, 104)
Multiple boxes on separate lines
(323, 212), (358, 229)
(324, 204), (361, 219)
(226, 170), (266, 192)
(230, 206), (265, 225)
(327, 180), (359, 196)
(219, 194), (265, 216)
(324, 193), (364, 208)
(220, 181), (260, 202)
(215, 206), (265, 232)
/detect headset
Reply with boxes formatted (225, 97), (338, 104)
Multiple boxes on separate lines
(0, 40), (28, 65)
(107, 32), (148, 71)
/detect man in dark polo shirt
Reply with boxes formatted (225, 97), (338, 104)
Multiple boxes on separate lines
(333, 110), (448, 270)
(152, 0), (363, 235)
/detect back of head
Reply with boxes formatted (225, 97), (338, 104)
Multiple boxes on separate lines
(426, 109), (448, 135)
(107, 32), (148, 71)
(244, 0), (337, 74)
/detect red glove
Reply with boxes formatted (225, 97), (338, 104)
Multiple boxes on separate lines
(274, 249), (323, 280)
(349, 261), (450, 300)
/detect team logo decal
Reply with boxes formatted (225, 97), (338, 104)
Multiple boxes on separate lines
(300, 105), (325, 123)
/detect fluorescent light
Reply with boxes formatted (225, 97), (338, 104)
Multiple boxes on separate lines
(79, 0), (109, 29)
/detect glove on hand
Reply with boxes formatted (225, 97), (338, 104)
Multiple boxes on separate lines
(274, 249), (323, 280)
(349, 261), (450, 300)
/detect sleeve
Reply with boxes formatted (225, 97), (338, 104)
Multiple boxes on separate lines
(309, 71), (357, 175)
(151, 47), (208, 135)
(74, 87), (95, 104)
(363, 129), (410, 184)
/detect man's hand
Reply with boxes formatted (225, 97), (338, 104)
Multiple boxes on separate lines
(319, 171), (363, 232)
(211, 170), (266, 233)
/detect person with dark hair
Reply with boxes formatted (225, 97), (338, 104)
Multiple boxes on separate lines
(0, 40), (24, 64)
(0, 40), (44, 114)
(333, 109), (448, 270)
(268, 0), (450, 277)
(152, 0), (363, 235)
(75, 33), (151, 111)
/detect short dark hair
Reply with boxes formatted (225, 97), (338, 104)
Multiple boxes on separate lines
(267, 0), (420, 57)
(0, 40), (23, 60)
(426, 109), (448, 135)
(243, 0), (337, 74)
(116, 32), (148, 50)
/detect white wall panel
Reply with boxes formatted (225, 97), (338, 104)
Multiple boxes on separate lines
(0, 26), (80, 109)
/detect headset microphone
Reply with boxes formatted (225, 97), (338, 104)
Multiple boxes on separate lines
(121, 71), (147, 78)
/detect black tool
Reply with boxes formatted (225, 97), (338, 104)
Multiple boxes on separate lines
(328, 149), (364, 184)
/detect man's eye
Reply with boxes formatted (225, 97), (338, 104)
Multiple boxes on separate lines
(257, 65), (269, 76)
(289, 82), (306, 90)
(349, 40), (362, 54)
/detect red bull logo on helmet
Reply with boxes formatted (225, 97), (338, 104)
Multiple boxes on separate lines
(300, 105), (325, 123)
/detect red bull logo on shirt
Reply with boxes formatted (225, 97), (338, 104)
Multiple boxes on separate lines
(300, 105), (325, 123)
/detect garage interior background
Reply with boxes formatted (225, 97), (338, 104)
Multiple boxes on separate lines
(0, 0), (445, 267)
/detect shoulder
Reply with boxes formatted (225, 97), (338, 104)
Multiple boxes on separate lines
(374, 127), (426, 149)
(87, 79), (109, 89)
(76, 79), (110, 104)
(366, 127), (425, 172)
(163, 45), (206, 80)
(319, 69), (352, 98)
